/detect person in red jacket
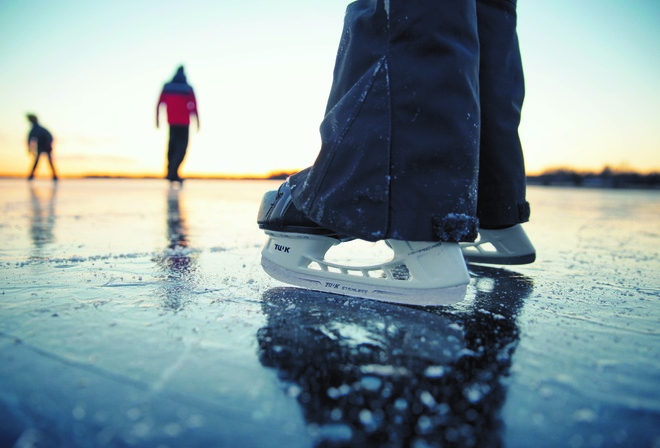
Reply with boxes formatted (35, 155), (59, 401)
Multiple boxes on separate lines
(156, 65), (200, 183)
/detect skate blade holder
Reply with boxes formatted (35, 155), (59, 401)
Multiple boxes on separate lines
(261, 232), (470, 306)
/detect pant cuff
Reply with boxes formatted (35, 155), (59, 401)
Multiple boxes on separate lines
(432, 214), (479, 242)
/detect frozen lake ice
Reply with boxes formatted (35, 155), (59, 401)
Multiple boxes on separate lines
(0, 178), (659, 447)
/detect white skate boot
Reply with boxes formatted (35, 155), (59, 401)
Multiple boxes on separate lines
(257, 182), (470, 306)
(460, 224), (535, 265)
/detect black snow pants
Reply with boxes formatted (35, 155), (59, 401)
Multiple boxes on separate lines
(167, 125), (189, 181)
(288, 0), (530, 242)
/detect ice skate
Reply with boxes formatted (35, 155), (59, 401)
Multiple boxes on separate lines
(460, 224), (536, 265)
(258, 183), (470, 306)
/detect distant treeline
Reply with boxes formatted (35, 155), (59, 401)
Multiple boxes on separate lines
(527, 167), (660, 190)
(270, 167), (660, 190)
(264, 171), (293, 180)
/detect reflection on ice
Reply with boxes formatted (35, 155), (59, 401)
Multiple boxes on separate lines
(153, 188), (198, 311)
(28, 183), (57, 252)
(166, 188), (189, 252)
(258, 266), (533, 447)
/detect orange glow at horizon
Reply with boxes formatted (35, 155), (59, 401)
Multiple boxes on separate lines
(5, 159), (659, 181)
(0, 153), (306, 180)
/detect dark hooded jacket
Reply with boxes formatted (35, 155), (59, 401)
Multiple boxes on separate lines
(28, 123), (53, 153)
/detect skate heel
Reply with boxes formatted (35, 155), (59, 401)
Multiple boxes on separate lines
(387, 240), (470, 286)
(461, 224), (536, 265)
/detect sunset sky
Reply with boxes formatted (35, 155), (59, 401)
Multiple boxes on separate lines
(1, 0), (658, 178)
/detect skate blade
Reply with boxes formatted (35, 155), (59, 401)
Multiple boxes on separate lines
(262, 257), (467, 306)
(462, 252), (536, 265)
(260, 233), (469, 307)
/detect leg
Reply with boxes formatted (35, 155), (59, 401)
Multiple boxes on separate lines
(288, 0), (481, 243)
(45, 152), (58, 180)
(475, 0), (529, 227)
(461, 0), (535, 264)
(28, 152), (41, 179)
(257, 0), (481, 305)
(167, 126), (189, 181)
(173, 126), (189, 181)
(166, 127), (176, 181)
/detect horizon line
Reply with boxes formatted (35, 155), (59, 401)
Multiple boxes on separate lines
(1, 165), (659, 181)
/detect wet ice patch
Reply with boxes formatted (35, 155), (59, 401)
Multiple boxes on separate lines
(327, 384), (352, 399)
(360, 376), (382, 392)
(326, 322), (387, 349)
(315, 423), (353, 443)
(478, 308), (506, 320)
(360, 364), (410, 377)
(163, 245), (193, 257)
(424, 365), (446, 378)
(419, 390), (437, 408)
(464, 383), (490, 403)
(10, 252), (155, 267)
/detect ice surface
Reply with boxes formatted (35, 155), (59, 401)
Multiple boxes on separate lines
(1, 179), (659, 447)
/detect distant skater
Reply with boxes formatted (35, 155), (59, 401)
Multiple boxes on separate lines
(26, 114), (58, 181)
(156, 65), (200, 184)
